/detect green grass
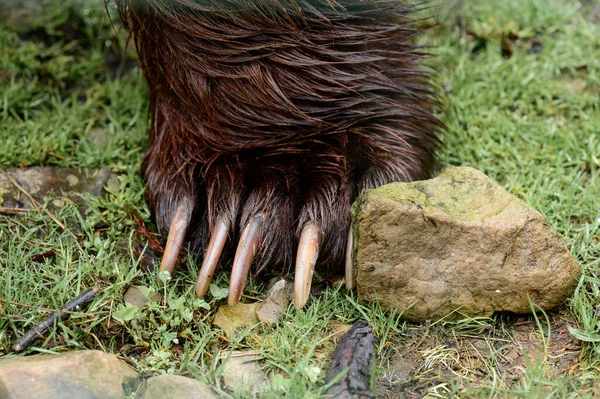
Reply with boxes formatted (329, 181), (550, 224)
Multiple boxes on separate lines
(1, 0), (599, 397)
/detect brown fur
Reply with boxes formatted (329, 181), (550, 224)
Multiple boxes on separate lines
(117, 0), (443, 275)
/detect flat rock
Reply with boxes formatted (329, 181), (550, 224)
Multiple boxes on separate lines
(86, 127), (111, 149)
(221, 351), (266, 396)
(123, 286), (161, 308)
(0, 167), (119, 214)
(137, 374), (217, 399)
(0, 350), (138, 399)
(352, 166), (580, 321)
(255, 279), (293, 324)
(213, 303), (259, 336)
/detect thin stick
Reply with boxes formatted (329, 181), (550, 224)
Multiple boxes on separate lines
(0, 206), (34, 214)
(13, 286), (100, 353)
(458, 334), (514, 343)
(0, 311), (26, 320)
(218, 350), (261, 359)
(0, 298), (55, 313)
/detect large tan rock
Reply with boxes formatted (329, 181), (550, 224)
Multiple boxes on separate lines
(0, 350), (138, 399)
(352, 167), (580, 322)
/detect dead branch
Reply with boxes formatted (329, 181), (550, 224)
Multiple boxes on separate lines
(325, 320), (377, 399)
(13, 286), (100, 353)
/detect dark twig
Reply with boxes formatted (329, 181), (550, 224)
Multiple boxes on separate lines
(13, 286), (100, 353)
(324, 320), (377, 399)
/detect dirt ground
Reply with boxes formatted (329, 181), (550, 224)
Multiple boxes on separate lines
(376, 308), (584, 398)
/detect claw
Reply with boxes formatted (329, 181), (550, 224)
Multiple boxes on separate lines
(345, 227), (355, 290)
(195, 217), (229, 298)
(294, 221), (322, 308)
(159, 201), (192, 276)
(228, 215), (263, 306)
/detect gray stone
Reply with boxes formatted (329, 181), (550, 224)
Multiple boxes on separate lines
(0, 167), (119, 214)
(352, 166), (580, 321)
(138, 375), (217, 399)
(0, 0), (43, 33)
(256, 279), (293, 324)
(0, 350), (138, 399)
(221, 352), (266, 396)
(86, 127), (110, 149)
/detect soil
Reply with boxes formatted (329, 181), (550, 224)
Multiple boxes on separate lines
(375, 308), (581, 398)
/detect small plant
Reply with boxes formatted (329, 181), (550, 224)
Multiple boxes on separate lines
(112, 281), (210, 372)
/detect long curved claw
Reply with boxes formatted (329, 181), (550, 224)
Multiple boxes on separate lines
(345, 227), (355, 290)
(159, 201), (192, 276)
(195, 217), (229, 298)
(294, 221), (322, 308)
(228, 215), (263, 306)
